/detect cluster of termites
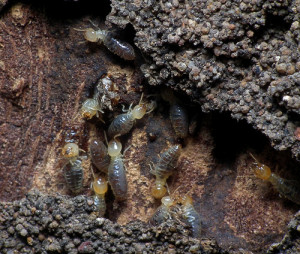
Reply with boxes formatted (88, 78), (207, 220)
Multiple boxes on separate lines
(60, 21), (300, 240)
(57, 35), (205, 235)
(59, 60), (201, 237)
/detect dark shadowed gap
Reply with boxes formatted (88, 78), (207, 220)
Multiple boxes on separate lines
(28, 0), (112, 20)
(210, 112), (268, 165)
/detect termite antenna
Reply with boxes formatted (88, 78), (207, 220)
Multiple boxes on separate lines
(172, 185), (183, 197)
(113, 134), (121, 140)
(104, 131), (109, 146)
(166, 183), (170, 196)
(87, 19), (100, 30)
(123, 145), (131, 155)
(73, 27), (88, 32)
(249, 152), (258, 162)
(90, 165), (96, 179)
(139, 93), (144, 105)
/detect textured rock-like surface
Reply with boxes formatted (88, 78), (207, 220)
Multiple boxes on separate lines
(268, 210), (300, 254)
(108, 0), (300, 160)
(0, 190), (225, 254)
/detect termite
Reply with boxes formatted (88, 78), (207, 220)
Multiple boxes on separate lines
(107, 94), (154, 138)
(149, 196), (176, 225)
(107, 137), (128, 200)
(250, 153), (300, 205)
(81, 98), (103, 120)
(61, 143), (85, 193)
(170, 103), (189, 139)
(63, 159), (84, 194)
(150, 144), (182, 199)
(75, 22), (135, 61)
(80, 81), (104, 120)
(161, 87), (188, 140)
(90, 138), (110, 174)
(91, 175), (108, 217)
(178, 195), (201, 238)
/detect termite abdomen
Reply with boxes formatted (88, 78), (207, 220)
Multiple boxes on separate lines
(170, 103), (188, 139)
(93, 195), (106, 217)
(63, 159), (84, 194)
(108, 157), (128, 200)
(92, 176), (108, 217)
(269, 174), (300, 205)
(108, 113), (134, 138)
(149, 196), (175, 226)
(151, 144), (182, 199)
(103, 33), (135, 61)
(180, 196), (201, 238)
(156, 144), (182, 178)
(90, 138), (110, 174)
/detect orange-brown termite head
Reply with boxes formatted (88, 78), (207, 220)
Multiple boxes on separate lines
(61, 143), (79, 161)
(249, 153), (271, 180)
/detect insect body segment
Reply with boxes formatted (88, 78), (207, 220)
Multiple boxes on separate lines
(179, 195), (201, 238)
(107, 139), (128, 200)
(108, 96), (152, 138)
(63, 159), (84, 194)
(81, 98), (103, 120)
(170, 103), (189, 139)
(250, 154), (300, 205)
(161, 87), (189, 140)
(149, 196), (176, 225)
(80, 81), (104, 120)
(90, 138), (110, 174)
(92, 176), (108, 217)
(79, 27), (135, 60)
(61, 142), (86, 194)
(151, 144), (182, 199)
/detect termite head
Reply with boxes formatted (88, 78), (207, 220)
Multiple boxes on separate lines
(249, 153), (271, 180)
(161, 196), (175, 208)
(62, 143), (79, 159)
(151, 182), (167, 199)
(81, 98), (101, 119)
(132, 103), (147, 119)
(179, 195), (193, 206)
(253, 161), (271, 180)
(107, 138), (122, 157)
(92, 176), (108, 195)
(84, 28), (98, 42)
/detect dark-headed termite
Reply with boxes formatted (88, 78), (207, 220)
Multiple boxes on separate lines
(107, 138), (128, 200)
(61, 143), (85, 194)
(178, 195), (201, 238)
(107, 94), (154, 138)
(90, 138), (110, 174)
(75, 22), (135, 61)
(91, 175), (108, 217)
(250, 153), (300, 205)
(150, 144), (182, 199)
(149, 196), (176, 225)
